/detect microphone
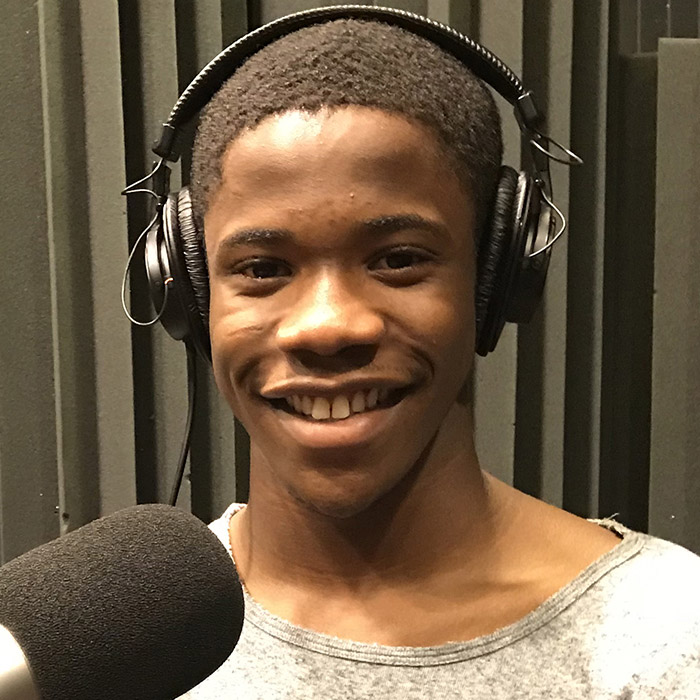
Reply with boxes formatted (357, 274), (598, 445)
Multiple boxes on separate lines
(0, 504), (244, 700)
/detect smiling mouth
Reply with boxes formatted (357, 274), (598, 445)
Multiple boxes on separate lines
(266, 387), (410, 422)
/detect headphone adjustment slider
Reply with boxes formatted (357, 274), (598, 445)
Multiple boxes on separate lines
(152, 124), (181, 162)
(514, 91), (544, 132)
(151, 161), (171, 205)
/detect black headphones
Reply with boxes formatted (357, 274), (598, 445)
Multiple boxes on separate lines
(126, 4), (579, 361)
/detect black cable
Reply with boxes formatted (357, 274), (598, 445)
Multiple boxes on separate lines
(169, 341), (198, 506)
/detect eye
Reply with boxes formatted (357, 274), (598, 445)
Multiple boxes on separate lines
(234, 258), (291, 280)
(375, 250), (420, 270)
(368, 246), (434, 280)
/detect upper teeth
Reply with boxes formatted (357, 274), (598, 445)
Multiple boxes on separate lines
(285, 388), (388, 420)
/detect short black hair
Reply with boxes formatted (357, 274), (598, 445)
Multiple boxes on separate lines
(191, 18), (502, 238)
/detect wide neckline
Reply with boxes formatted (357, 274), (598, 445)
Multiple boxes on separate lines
(214, 505), (643, 666)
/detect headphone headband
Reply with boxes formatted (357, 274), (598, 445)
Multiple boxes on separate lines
(152, 4), (544, 163)
(123, 4), (581, 366)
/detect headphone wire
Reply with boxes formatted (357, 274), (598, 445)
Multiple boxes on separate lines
(168, 341), (197, 506)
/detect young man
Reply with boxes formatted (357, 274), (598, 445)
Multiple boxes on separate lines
(180, 18), (700, 699)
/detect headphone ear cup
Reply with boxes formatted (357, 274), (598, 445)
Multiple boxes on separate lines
(159, 188), (211, 360)
(502, 176), (554, 326)
(176, 188), (211, 357)
(475, 166), (519, 356)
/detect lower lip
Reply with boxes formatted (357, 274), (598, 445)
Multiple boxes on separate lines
(269, 402), (403, 450)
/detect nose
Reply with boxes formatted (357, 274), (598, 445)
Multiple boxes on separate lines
(276, 270), (385, 358)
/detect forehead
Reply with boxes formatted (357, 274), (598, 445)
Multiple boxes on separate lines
(221, 106), (464, 187)
(205, 106), (474, 252)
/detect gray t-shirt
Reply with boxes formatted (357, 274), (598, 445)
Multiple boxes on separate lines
(181, 504), (700, 699)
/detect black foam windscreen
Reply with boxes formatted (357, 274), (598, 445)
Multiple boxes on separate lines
(0, 504), (244, 700)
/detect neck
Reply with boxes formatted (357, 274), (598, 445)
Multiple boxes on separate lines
(230, 403), (514, 598)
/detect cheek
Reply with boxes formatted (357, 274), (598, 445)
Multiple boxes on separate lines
(409, 270), (475, 353)
(208, 284), (269, 405)
(411, 273), (476, 397)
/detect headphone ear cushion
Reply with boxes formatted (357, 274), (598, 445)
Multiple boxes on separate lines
(176, 187), (211, 348)
(475, 166), (519, 356)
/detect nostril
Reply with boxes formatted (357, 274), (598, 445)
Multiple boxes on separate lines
(276, 293), (386, 359)
(292, 345), (378, 372)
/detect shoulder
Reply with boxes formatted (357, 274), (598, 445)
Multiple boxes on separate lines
(629, 534), (700, 628)
(570, 529), (700, 695)
(514, 492), (700, 693)
(569, 523), (700, 636)
(601, 530), (700, 615)
(526, 505), (700, 642)
(207, 503), (246, 558)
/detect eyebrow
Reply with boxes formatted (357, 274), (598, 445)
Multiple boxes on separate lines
(217, 228), (293, 252)
(215, 213), (449, 255)
(358, 214), (449, 240)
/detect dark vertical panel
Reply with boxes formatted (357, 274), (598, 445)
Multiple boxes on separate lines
(514, 0), (572, 508)
(669, 0), (699, 36)
(639, 0), (670, 52)
(472, 0), (523, 486)
(649, 39), (700, 554)
(80, 1), (137, 516)
(514, 0), (551, 501)
(598, 55), (656, 532)
(39, 0), (101, 533)
(514, 0), (549, 501)
(175, 2), (223, 96)
(222, 1), (250, 43)
(119, 0), (187, 505)
(618, 0), (639, 54)
(118, 1), (157, 504)
(427, 0), (478, 34)
(564, 0), (609, 519)
(0, 0), (60, 560)
(535, 1), (573, 509)
(256, 0), (373, 26)
(376, 0), (427, 14)
(173, 0), (222, 519)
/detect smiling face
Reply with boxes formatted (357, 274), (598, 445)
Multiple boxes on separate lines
(204, 106), (477, 518)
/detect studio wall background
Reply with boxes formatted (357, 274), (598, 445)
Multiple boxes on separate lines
(1, 0), (699, 563)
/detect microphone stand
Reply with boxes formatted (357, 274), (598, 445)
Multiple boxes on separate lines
(0, 624), (39, 700)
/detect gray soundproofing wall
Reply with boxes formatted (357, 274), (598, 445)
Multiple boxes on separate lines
(1, 0), (699, 562)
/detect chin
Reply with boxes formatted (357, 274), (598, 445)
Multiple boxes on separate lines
(305, 498), (374, 520)
(287, 468), (401, 521)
